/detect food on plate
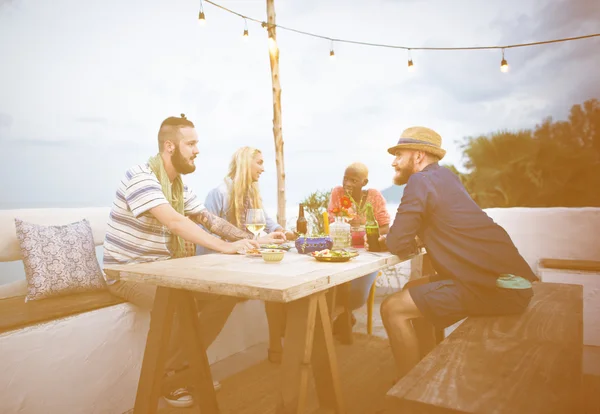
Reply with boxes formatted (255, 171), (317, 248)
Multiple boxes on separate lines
(246, 248), (262, 255)
(260, 243), (292, 250)
(310, 249), (357, 258)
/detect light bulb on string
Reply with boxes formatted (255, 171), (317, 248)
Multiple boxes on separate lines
(330, 40), (335, 60)
(407, 49), (415, 72)
(243, 18), (249, 40)
(500, 49), (509, 73)
(198, 1), (205, 25)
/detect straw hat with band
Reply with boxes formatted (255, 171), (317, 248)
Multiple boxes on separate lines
(387, 126), (446, 160)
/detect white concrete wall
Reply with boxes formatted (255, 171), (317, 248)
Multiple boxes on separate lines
(484, 207), (600, 273)
(0, 299), (269, 414)
(1, 207), (598, 413)
(0, 208), (269, 414)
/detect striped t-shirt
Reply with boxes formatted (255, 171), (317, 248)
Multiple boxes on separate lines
(103, 163), (205, 277)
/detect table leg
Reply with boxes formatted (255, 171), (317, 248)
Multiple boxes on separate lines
(279, 292), (345, 414)
(174, 290), (220, 414)
(312, 294), (346, 413)
(133, 287), (176, 414)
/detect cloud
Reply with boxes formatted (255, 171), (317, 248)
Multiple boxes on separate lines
(74, 116), (108, 125)
(1, 0), (598, 211)
(0, 112), (12, 127)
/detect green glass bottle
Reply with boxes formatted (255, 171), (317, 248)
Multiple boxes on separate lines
(365, 203), (381, 252)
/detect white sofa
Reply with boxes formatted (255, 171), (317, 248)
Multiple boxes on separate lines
(0, 208), (269, 414)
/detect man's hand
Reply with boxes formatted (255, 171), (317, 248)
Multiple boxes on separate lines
(415, 235), (425, 249)
(258, 231), (287, 245)
(222, 239), (260, 254)
(364, 234), (389, 252)
(349, 217), (361, 227)
(284, 231), (298, 241)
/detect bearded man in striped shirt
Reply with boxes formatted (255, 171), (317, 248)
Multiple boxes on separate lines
(103, 114), (285, 408)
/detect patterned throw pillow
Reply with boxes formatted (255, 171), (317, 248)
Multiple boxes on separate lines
(15, 218), (106, 301)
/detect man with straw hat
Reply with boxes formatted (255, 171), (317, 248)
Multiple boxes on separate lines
(366, 126), (538, 379)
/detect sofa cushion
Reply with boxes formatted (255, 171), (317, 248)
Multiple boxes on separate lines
(15, 218), (106, 301)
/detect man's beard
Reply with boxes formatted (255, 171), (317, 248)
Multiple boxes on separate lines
(172, 147), (196, 175)
(393, 160), (415, 186)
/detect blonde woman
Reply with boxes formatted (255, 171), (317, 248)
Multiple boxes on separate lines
(200, 146), (294, 361)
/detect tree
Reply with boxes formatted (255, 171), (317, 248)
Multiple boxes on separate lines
(459, 99), (600, 208)
(300, 189), (331, 235)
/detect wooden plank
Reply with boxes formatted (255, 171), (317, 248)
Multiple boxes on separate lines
(312, 294), (346, 413)
(175, 290), (219, 414)
(540, 268), (600, 346)
(539, 258), (600, 272)
(0, 291), (124, 334)
(386, 283), (583, 414)
(278, 294), (319, 413)
(133, 287), (176, 414)
(104, 250), (419, 303)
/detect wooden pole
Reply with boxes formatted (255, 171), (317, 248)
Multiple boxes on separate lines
(266, 0), (286, 228)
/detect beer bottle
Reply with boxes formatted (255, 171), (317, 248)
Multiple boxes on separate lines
(365, 203), (381, 252)
(296, 204), (308, 235)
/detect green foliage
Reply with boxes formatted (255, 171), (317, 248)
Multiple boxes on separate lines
(458, 99), (600, 208)
(300, 189), (332, 235)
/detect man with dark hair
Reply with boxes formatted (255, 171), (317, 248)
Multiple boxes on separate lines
(103, 114), (284, 408)
(367, 126), (538, 379)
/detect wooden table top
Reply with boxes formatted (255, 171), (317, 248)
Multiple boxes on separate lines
(104, 249), (415, 302)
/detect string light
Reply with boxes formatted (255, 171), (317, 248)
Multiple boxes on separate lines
(243, 18), (249, 39)
(202, 0), (600, 71)
(500, 49), (509, 73)
(407, 49), (415, 72)
(198, 0), (205, 25)
(330, 40), (335, 59)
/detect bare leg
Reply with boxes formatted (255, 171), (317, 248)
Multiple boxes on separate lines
(380, 290), (423, 378)
(402, 278), (437, 360)
(265, 301), (286, 362)
(412, 317), (437, 360)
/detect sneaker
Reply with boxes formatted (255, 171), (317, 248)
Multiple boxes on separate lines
(213, 380), (222, 392)
(163, 381), (222, 408)
(164, 387), (194, 408)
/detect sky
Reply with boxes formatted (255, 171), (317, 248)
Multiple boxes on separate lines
(0, 0), (599, 215)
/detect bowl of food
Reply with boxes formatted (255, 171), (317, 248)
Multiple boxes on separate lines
(261, 249), (285, 263)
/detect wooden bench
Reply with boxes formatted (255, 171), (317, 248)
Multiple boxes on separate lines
(386, 282), (583, 413)
(0, 208), (125, 334)
(539, 258), (600, 273)
(538, 258), (600, 347)
(0, 290), (124, 335)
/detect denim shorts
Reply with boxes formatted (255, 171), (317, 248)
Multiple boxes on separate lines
(408, 279), (534, 329)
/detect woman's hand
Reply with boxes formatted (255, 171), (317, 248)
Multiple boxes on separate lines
(258, 231), (287, 245)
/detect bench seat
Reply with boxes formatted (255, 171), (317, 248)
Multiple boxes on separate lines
(0, 290), (124, 334)
(386, 282), (583, 414)
(539, 258), (600, 272)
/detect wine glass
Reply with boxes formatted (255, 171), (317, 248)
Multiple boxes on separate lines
(245, 209), (266, 241)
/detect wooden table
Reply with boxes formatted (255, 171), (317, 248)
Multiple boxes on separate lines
(105, 249), (418, 414)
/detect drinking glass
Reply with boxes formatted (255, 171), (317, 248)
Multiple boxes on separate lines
(245, 209), (266, 240)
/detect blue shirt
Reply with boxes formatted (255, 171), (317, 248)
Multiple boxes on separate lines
(386, 163), (538, 289)
(204, 179), (281, 234)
